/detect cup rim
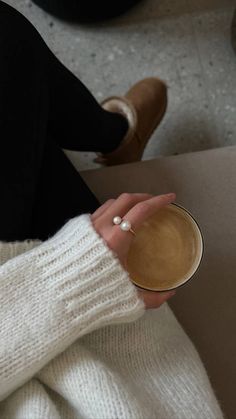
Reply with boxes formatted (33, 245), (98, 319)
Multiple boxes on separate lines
(130, 203), (204, 292)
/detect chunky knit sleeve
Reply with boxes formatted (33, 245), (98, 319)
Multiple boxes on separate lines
(0, 215), (144, 401)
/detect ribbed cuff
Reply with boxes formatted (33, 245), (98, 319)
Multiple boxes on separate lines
(41, 214), (145, 332)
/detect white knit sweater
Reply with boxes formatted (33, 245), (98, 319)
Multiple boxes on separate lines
(0, 214), (223, 419)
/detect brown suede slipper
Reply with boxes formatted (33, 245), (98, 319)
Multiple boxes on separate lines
(94, 77), (168, 166)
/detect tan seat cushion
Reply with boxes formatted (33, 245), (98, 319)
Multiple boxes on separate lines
(81, 146), (236, 419)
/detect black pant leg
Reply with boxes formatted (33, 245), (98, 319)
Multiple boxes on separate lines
(32, 0), (143, 22)
(0, 1), (51, 240)
(31, 139), (100, 241)
(8, 0), (127, 153)
(47, 50), (128, 153)
(0, 0), (128, 157)
(0, 1), (100, 242)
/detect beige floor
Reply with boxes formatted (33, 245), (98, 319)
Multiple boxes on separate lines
(5, 0), (236, 170)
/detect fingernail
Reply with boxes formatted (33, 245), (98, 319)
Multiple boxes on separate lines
(166, 193), (176, 200)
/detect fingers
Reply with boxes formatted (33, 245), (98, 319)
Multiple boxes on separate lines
(91, 199), (115, 221)
(122, 193), (176, 231)
(92, 193), (174, 226)
(138, 289), (176, 309)
(99, 193), (153, 222)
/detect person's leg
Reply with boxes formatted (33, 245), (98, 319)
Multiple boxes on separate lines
(24, 0), (129, 154)
(46, 46), (128, 154)
(0, 1), (105, 241)
(3, 3), (165, 159)
(0, 0), (129, 157)
(0, 2), (166, 240)
(31, 139), (100, 240)
(32, 0), (144, 22)
(0, 0), (51, 241)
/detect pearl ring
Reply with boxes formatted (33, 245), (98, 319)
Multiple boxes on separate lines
(113, 216), (136, 236)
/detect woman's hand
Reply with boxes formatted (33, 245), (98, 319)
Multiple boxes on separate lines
(91, 192), (176, 309)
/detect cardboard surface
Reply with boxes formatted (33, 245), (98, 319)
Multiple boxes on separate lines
(81, 146), (236, 419)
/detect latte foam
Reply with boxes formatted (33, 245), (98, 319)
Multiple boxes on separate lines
(126, 204), (203, 291)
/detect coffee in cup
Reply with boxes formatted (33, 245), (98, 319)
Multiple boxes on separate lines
(126, 204), (203, 291)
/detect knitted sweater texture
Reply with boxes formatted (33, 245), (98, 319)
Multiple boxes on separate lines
(0, 215), (223, 418)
